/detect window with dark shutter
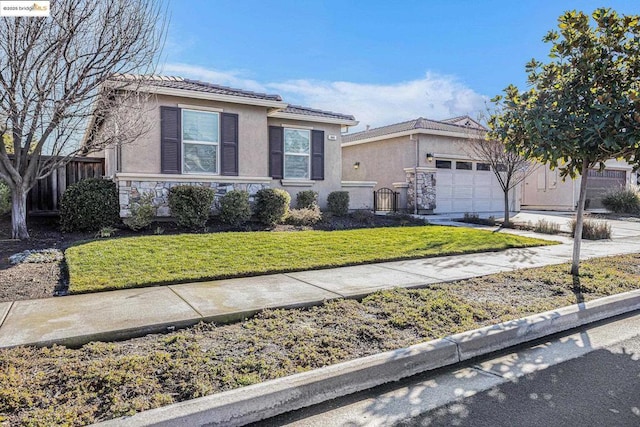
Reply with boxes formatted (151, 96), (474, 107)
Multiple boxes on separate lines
(160, 106), (181, 174)
(311, 130), (324, 180)
(269, 126), (284, 179)
(220, 113), (239, 176)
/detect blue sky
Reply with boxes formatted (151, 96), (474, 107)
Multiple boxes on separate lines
(162, 0), (639, 130)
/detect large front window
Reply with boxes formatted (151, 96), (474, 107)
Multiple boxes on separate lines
(182, 109), (219, 174)
(284, 128), (310, 179)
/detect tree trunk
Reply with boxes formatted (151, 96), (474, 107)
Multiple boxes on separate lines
(11, 185), (29, 240)
(571, 160), (590, 276)
(503, 188), (510, 227)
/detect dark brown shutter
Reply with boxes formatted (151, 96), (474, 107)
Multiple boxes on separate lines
(220, 113), (239, 176)
(160, 106), (181, 174)
(311, 130), (324, 180)
(269, 126), (284, 179)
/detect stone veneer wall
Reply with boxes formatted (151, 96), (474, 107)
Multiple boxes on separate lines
(118, 180), (269, 217)
(405, 168), (436, 213)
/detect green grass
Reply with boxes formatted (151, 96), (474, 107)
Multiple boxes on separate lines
(65, 226), (553, 293)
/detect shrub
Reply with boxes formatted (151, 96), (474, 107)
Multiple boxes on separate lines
(286, 205), (322, 226)
(533, 218), (561, 235)
(218, 190), (252, 227)
(570, 219), (611, 240)
(460, 212), (496, 226)
(327, 191), (349, 216)
(60, 178), (120, 232)
(255, 188), (290, 225)
(296, 190), (318, 209)
(123, 192), (155, 231)
(0, 180), (10, 216)
(601, 187), (640, 214)
(168, 185), (215, 230)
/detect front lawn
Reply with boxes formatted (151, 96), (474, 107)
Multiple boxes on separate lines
(65, 225), (553, 293)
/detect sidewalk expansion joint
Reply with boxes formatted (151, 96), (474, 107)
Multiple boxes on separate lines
(282, 274), (345, 298)
(375, 264), (441, 280)
(442, 336), (462, 362)
(0, 301), (13, 330)
(167, 287), (204, 319)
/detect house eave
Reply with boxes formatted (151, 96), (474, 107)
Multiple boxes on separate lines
(341, 128), (483, 147)
(269, 111), (359, 126)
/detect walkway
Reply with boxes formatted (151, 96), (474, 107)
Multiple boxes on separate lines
(1, 213), (640, 349)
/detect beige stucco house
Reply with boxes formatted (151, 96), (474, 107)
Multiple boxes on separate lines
(342, 116), (518, 214)
(92, 76), (374, 217)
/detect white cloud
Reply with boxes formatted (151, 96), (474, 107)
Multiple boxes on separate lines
(163, 64), (488, 131)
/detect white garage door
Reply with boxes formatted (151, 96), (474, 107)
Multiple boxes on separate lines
(435, 164), (504, 214)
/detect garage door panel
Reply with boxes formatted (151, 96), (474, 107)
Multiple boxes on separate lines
(435, 169), (504, 213)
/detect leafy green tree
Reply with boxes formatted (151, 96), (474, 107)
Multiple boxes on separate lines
(489, 8), (640, 275)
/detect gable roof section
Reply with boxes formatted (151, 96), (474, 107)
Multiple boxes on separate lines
(268, 104), (357, 126)
(138, 76), (283, 101)
(342, 116), (486, 146)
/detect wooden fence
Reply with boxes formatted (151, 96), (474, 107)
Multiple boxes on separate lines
(27, 157), (105, 215)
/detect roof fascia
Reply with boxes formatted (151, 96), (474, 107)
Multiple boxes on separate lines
(269, 110), (359, 126)
(342, 128), (483, 147)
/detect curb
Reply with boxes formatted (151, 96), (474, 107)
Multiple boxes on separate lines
(95, 289), (640, 427)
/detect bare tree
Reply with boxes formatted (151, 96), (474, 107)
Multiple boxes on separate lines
(0, 0), (166, 239)
(465, 121), (535, 226)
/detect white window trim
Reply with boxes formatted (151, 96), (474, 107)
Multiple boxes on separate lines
(181, 108), (220, 175)
(283, 128), (311, 180)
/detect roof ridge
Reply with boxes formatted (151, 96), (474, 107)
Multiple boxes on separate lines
(182, 78), (282, 101)
(285, 104), (355, 120)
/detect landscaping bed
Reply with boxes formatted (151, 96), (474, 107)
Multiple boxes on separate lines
(0, 253), (638, 426)
(65, 226), (551, 293)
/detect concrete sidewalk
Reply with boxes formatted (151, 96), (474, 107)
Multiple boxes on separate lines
(1, 227), (640, 349)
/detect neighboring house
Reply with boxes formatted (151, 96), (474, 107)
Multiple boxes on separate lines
(342, 116), (518, 214)
(89, 76), (374, 217)
(521, 159), (637, 211)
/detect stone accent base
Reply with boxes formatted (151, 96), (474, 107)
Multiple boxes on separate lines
(405, 167), (437, 213)
(117, 180), (269, 217)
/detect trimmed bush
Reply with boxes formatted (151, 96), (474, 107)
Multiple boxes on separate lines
(218, 190), (252, 227)
(0, 180), (10, 216)
(124, 192), (155, 231)
(255, 188), (290, 225)
(286, 205), (322, 226)
(570, 219), (612, 240)
(168, 185), (215, 230)
(59, 178), (120, 232)
(327, 191), (349, 216)
(296, 190), (318, 209)
(601, 188), (640, 214)
(460, 212), (496, 226)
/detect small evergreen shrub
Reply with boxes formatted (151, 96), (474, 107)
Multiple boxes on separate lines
(533, 218), (561, 234)
(218, 190), (252, 227)
(255, 188), (290, 225)
(296, 190), (318, 209)
(60, 178), (120, 232)
(168, 185), (215, 230)
(327, 191), (349, 216)
(124, 192), (156, 231)
(570, 219), (612, 240)
(601, 188), (640, 214)
(0, 180), (10, 216)
(286, 205), (322, 226)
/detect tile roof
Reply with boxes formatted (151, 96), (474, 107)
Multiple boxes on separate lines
(114, 75), (283, 101)
(343, 116), (485, 143)
(280, 104), (356, 121)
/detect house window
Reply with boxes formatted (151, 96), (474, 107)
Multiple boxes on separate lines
(435, 160), (452, 169)
(456, 161), (472, 170)
(182, 109), (219, 174)
(477, 163), (491, 171)
(284, 128), (310, 179)
(495, 164), (507, 172)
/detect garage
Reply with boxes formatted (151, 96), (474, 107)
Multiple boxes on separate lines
(586, 169), (627, 209)
(435, 160), (506, 214)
